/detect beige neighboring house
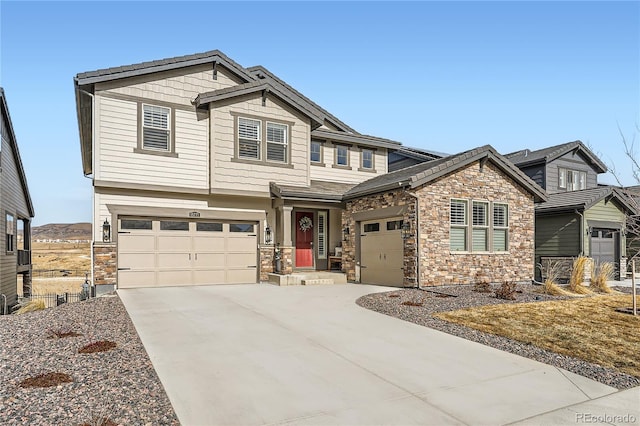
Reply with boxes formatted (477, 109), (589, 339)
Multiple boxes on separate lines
(74, 50), (546, 292)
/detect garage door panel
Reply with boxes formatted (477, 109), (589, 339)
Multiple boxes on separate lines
(193, 270), (226, 285)
(227, 252), (257, 267)
(193, 236), (225, 251)
(227, 236), (256, 252)
(158, 235), (191, 251)
(158, 270), (193, 286)
(226, 269), (258, 284)
(119, 271), (156, 289)
(119, 253), (155, 269)
(361, 218), (404, 287)
(119, 234), (155, 251)
(195, 253), (225, 267)
(158, 252), (191, 268)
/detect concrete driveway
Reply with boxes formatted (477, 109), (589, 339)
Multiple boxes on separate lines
(119, 284), (626, 426)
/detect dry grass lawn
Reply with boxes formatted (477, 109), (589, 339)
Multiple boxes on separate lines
(435, 294), (640, 378)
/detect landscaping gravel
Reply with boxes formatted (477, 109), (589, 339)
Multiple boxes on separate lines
(357, 283), (640, 390)
(0, 295), (179, 426)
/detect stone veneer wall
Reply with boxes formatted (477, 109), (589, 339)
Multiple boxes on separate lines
(93, 242), (117, 287)
(259, 245), (274, 281)
(416, 161), (535, 286)
(343, 190), (417, 286)
(280, 247), (294, 275)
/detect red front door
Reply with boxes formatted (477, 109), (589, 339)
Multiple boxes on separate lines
(295, 212), (314, 268)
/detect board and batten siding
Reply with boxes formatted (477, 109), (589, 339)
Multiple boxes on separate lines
(310, 144), (388, 184)
(545, 152), (598, 194)
(94, 64), (244, 106)
(210, 93), (310, 194)
(95, 96), (208, 189)
(535, 213), (581, 260)
(0, 118), (31, 303)
(584, 199), (627, 257)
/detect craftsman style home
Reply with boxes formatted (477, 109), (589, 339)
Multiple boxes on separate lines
(0, 88), (35, 313)
(75, 50), (545, 291)
(505, 141), (635, 280)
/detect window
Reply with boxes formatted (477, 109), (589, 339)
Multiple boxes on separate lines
(450, 200), (467, 251)
(317, 211), (327, 259)
(363, 222), (380, 233)
(238, 118), (261, 159)
(121, 219), (152, 230)
(6, 213), (14, 253)
(559, 168), (586, 191)
(230, 223), (254, 233)
(361, 149), (374, 170)
(266, 122), (288, 162)
(196, 222), (223, 232)
(493, 204), (508, 252)
(336, 145), (349, 166)
(472, 201), (489, 251)
(142, 105), (170, 151)
(387, 220), (403, 231)
(310, 141), (322, 163)
(160, 221), (189, 231)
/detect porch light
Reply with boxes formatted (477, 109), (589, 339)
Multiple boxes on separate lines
(343, 225), (350, 241)
(265, 225), (273, 245)
(102, 218), (111, 242)
(401, 222), (411, 240)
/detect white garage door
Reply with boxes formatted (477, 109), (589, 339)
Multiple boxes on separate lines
(360, 217), (405, 287)
(118, 217), (258, 288)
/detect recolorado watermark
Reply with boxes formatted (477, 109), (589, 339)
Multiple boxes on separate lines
(576, 413), (637, 423)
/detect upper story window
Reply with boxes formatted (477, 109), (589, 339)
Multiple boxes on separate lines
(361, 149), (374, 170)
(310, 141), (322, 163)
(142, 104), (171, 151)
(238, 118), (261, 160)
(559, 168), (586, 191)
(336, 145), (349, 166)
(6, 213), (14, 253)
(266, 122), (288, 163)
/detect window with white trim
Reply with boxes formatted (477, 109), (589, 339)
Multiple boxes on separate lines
(142, 104), (170, 151)
(310, 141), (322, 163)
(472, 201), (489, 251)
(559, 168), (586, 191)
(238, 117), (261, 159)
(336, 145), (349, 166)
(361, 149), (374, 169)
(450, 199), (467, 251)
(493, 203), (509, 252)
(266, 122), (288, 163)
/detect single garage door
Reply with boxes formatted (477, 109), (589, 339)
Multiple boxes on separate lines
(118, 217), (258, 288)
(360, 217), (404, 286)
(590, 227), (618, 278)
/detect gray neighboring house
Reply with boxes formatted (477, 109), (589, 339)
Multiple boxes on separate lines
(504, 141), (635, 280)
(0, 88), (34, 313)
(388, 146), (446, 172)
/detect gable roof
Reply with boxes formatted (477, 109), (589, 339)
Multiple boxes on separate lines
(74, 49), (254, 86)
(247, 66), (357, 134)
(270, 180), (356, 202)
(0, 88), (35, 217)
(535, 186), (636, 214)
(504, 141), (607, 173)
(311, 128), (402, 150)
(344, 145), (547, 201)
(194, 81), (325, 127)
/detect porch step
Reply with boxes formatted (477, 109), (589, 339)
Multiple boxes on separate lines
(301, 278), (334, 285)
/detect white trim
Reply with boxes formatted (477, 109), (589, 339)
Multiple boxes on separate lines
(142, 103), (171, 152)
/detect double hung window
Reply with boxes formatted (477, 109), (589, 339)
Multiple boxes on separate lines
(142, 105), (171, 151)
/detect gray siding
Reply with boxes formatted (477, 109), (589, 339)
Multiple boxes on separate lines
(0, 112), (31, 306)
(519, 165), (545, 189)
(535, 213), (581, 276)
(545, 152), (599, 194)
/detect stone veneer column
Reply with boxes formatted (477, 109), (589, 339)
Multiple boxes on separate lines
(259, 245), (274, 281)
(280, 247), (294, 275)
(93, 242), (117, 291)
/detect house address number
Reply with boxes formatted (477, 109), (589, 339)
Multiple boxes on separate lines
(189, 211), (201, 218)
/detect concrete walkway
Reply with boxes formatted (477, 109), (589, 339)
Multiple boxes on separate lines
(119, 284), (633, 426)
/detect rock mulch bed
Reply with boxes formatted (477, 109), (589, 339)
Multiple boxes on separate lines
(0, 295), (179, 426)
(357, 283), (640, 390)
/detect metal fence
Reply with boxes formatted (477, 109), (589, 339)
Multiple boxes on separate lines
(23, 290), (92, 309)
(33, 269), (89, 278)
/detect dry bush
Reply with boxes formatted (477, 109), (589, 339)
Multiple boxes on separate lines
(591, 262), (615, 293)
(46, 328), (83, 339)
(569, 256), (592, 295)
(15, 299), (46, 314)
(19, 372), (73, 388)
(401, 301), (423, 307)
(495, 281), (517, 300)
(538, 262), (573, 296)
(473, 281), (492, 293)
(79, 340), (117, 354)
(388, 294), (400, 298)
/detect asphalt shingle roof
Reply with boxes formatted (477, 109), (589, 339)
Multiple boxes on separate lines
(271, 181), (357, 201)
(536, 186), (636, 214)
(504, 141), (607, 172)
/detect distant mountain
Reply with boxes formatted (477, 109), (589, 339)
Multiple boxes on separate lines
(31, 223), (92, 241)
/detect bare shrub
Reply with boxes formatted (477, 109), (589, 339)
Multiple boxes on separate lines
(569, 256), (592, 295)
(401, 301), (423, 307)
(78, 340), (117, 354)
(495, 281), (517, 300)
(538, 262), (573, 296)
(46, 328), (83, 339)
(15, 299), (46, 314)
(473, 281), (492, 293)
(19, 372), (73, 388)
(590, 262), (615, 293)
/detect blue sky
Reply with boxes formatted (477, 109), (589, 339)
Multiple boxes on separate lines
(1, 1), (638, 226)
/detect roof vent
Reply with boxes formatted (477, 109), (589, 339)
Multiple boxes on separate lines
(523, 149), (530, 157)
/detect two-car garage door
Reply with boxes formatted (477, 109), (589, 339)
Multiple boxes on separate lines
(118, 217), (258, 288)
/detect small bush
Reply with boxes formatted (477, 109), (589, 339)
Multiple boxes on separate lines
(538, 261), (573, 296)
(388, 294), (400, 298)
(79, 340), (117, 354)
(569, 256), (592, 295)
(401, 301), (423, 307)
(495, 281), (517, 300)
(15, 299), (46, 314)
(46, 328), (83, 339)
(590, 262), (615, 293)
(473, 282), (492, 293)
(19, 372), (73, 388)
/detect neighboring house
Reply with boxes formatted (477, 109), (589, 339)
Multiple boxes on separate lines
(342, 145), (546, 286)
(0, 88), (35, 313)
(388, 146), (446, 172)
(504, 141), (634, 280)
(74, 50), (544, 291)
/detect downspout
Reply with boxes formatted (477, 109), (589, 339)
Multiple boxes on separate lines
(1, 294), (6, 315)
(79, 89), (96, 288)
(405, 190), (421, 290)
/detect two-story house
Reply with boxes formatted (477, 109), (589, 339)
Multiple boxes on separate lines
(0, 88), (35, 313)
(505, 141), (635, 280)
(75, 50), (546, 292)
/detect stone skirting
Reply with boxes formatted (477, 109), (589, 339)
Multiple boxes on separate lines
(93, 242), (117, 287)
(259, 245), (274, 281)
